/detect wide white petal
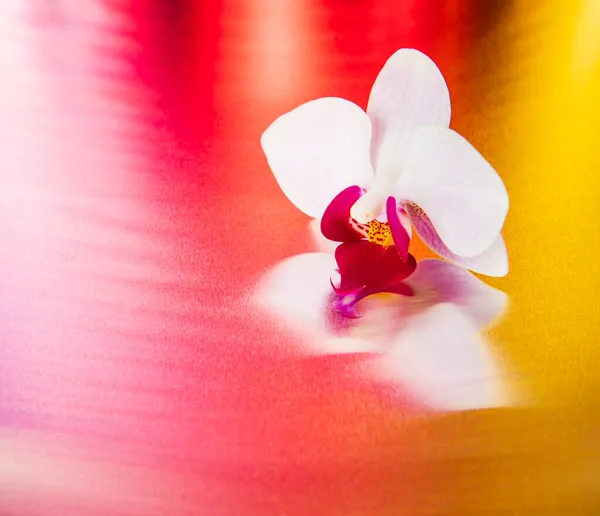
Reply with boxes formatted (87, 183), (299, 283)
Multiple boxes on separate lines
(446, 234), (509, 277)
(261, 98), (374, 219)
(405, 259), (508, 329)
(406, 204), (509, 277)
(378, 303), (506, 411)
(367, 48), (451, 183)
(397, 126), (509, 257)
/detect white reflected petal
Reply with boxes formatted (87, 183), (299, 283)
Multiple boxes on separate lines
(256, 253), (335, 337)
(406, 259), (508, 328)
(377, 303), (506, 411)
(256, 253), (379, 355)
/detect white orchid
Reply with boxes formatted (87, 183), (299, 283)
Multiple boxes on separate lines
(261, 48), (509, 280)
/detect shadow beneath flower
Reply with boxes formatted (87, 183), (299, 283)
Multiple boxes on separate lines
(256, 252), (512, 412)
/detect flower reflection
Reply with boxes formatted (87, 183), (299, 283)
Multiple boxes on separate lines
(257, 253), (509, 411)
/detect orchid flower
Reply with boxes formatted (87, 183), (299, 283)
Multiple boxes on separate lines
(261, 48), (509, 297)
(256, 254), (510, 411)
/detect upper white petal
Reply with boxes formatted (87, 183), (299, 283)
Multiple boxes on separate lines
(367, 48), (451, 184)
(397, 126), (509, 257)
(261, 97), (374, 219)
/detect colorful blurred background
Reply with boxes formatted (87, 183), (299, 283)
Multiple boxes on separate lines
(1, 0), (600, 514)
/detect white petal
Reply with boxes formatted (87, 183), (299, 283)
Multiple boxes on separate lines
(261, 98), (374, 219)
(397, 126), (509, 257)
(367, 48), (451, 183)
(378, 303), (506, 411)
(406, 203), (509, 277)
(447, 234), (509, 277)
(406, 259), (508, 329)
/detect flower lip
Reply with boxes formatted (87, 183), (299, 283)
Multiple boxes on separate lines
(334, 240), (417, 294)
(321, 186), (417, 311)
(320, 185), (366, 242)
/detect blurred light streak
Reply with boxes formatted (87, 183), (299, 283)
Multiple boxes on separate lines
(0, 0), (166, 438)
(572, 0), (600, 84)
(490, 0), (600, 405)
(240, 0), (322, 103)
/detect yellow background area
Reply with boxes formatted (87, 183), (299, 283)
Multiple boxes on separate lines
(402, 1), (600, 511)
(409, 0), (600, 408)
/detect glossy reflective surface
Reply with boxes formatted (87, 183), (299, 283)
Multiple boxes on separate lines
(1, 0), (600, 514)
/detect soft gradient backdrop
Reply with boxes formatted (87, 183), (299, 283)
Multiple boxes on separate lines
(1, 0), (599, 514)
